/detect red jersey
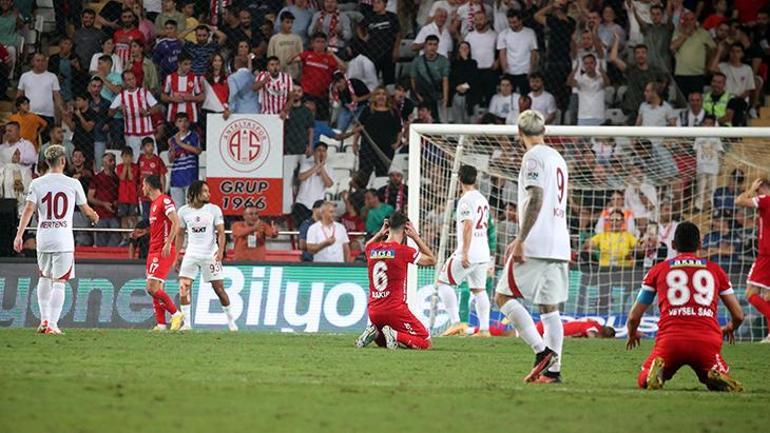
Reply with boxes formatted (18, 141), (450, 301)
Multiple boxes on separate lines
(366, 241), (420, 311)
(138, 154), (168, 202)
(535, 319), (603, 337)
(148, 194), (177, 253)
(753, 195), (770, 256)
(110, 87), (158, 136)
(113, 28), (145, 65)
(256, 71), (293, 115)
(299, 50), (337, 97)
(164, 72), (202, 122)
(116, 162), (140, 204)
(641, 254), (733, 341)
(89, 171), (119, 219)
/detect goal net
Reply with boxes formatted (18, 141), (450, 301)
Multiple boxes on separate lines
(406, 124), (770, 341)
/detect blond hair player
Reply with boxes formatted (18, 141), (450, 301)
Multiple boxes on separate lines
(14, 145), (99, 334)
(495, 110), (570, 383)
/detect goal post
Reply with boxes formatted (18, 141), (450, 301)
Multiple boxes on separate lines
(407, 124), (770, 340)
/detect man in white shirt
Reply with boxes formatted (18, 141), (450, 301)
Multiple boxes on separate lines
(566, 54), (609, 126)
(528, 72), (558, 124)
(346, 51), (379, 91)
(0, 122), (37, 176)
(488, 76), (519, 121)
(676, 91), (706, 126)
(495, 110), (570, 383)
(464, 12), (498, 105)
(692, 114), (723, 212)
(17, 53), (64, 134)
(636, 82), (676, 126)
(293, 142), (334, 227)
(624, 165), (658, 230)
(436, 165), (492, 337)
(412, 6), (453, 57)
(504, 94), (532, 125)
(710, 43), (755, 103)
(306, 201), (350, 263)
(497, 9), (538, 94)
(453, 0), (492, 38)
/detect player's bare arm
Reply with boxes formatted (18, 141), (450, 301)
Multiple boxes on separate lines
(405, 222), (436, 266)
(78, 203), (99, 225)
(626, 300), (648, 350)
(216, 223), (226, 263)
(163, 210), (180, 258)
(735, 178), (764, 208)
(174, 225), (186, 270)
(461, 219), (472, 268)
(510, 186), (544, 263)
(13, 201), (36, 253)
(720, 293), (745, 344)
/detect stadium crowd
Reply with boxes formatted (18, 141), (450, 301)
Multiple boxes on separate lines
(0, 0), (768, 267)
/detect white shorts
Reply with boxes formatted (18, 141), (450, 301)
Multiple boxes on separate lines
(37, 252), (75, 281)
(438, 254), (488, 289)
(495, 257), (568, 305)
(178, 256), (224, 283)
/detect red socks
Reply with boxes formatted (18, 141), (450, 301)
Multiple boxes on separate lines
(748, 294), (770, 321)
(151, 289), (178, 315)
(152, 298), (166, 325)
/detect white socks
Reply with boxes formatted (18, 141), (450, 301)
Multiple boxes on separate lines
(181, 304), (192, 325)
(49, 281), (66, 330)
(500, 299), (545, 353)
(541, 311), (563, 373)
(473, 291), (490, 332)
(437, 284), (461, 324)
(223, 305), (234, 323)
(37, 278), (52, 324)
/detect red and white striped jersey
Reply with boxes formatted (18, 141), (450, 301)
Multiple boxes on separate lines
(164, 72), (203, 123)
(256, 71), (293, 115)
(109, 87), (158, 137)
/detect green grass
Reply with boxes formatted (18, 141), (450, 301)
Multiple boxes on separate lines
(0, 329), (768, 433)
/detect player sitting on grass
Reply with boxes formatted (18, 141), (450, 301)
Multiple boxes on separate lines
(355, 212), (436, 349)
(627, 221), (744, 391)
(175, 180), (238, 331)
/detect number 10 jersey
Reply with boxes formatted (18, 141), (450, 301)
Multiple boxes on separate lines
(26, 173), (87, 253)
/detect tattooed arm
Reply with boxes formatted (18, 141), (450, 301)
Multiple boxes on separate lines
(507, 186), (543, 263)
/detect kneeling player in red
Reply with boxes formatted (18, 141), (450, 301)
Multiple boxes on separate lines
(627, 222), (744, 392)
(355, 212), (436, 350)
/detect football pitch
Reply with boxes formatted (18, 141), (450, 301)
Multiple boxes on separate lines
(0, 329), (768, 433)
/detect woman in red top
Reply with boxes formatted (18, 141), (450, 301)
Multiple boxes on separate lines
(205, 53), (230, 118)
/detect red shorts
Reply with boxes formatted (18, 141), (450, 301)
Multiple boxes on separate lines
(146, 251), (175, 281)
(747, 255), (770, 289)
(638, 337), (729, 388)
(368, 306), (430, 340)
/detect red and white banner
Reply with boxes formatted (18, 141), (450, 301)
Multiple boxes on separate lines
(206, 114), (284, 216)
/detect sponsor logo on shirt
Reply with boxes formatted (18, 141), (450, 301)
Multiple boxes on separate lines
(191, 226), (207, 233)
(369, 249), (396, 260)
(670, 258), (707, 268)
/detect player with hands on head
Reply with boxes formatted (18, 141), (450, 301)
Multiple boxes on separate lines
(735, 178), (770, 343)
(174, 180), (238, 331)
(14, 145), (99, 334)
(627, 222), (744, 392)
(355, 212), (437, 350)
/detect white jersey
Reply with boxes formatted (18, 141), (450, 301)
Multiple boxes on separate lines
(454, 189), (491, 263)
(518, 144), (571, 261)
(177, 203), (224, 260)
(27, 173), (87, 253)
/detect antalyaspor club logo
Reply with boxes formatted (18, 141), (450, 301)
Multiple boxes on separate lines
(219, 118), (271, 173)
